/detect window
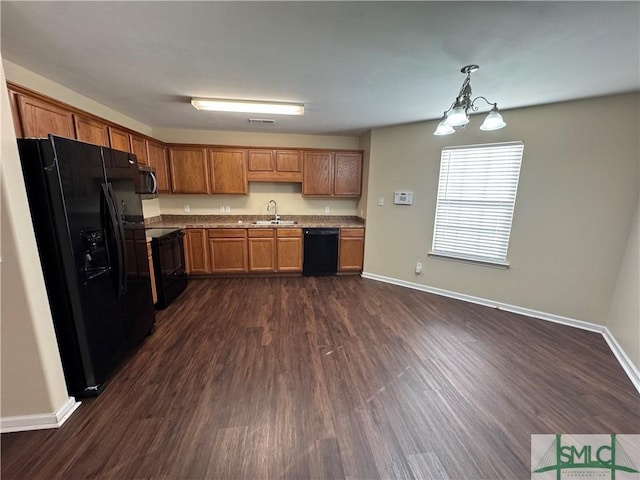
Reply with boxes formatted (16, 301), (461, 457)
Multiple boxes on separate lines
(430, 141), (524, 266)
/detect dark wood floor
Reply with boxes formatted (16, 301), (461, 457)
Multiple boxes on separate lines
(2, 277), (638, 479)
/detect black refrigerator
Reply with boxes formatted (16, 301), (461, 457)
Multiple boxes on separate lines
(18, 135), (155, 398)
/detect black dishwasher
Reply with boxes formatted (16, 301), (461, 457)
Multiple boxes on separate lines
(303, 228), (339, 276)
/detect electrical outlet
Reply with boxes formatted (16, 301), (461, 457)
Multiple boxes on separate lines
(225, 205), (231, 213)
(415, 262), (422, 274)
(324, 206), (330, 214)
(183, 204), (190, 213)
(378, 196), (384, 206)
(219, 205), (225, 213)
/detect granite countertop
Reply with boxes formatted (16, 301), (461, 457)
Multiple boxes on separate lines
(145, 215), (366, 229)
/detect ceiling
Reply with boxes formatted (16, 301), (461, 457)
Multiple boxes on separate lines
(2, 1), (639, 136)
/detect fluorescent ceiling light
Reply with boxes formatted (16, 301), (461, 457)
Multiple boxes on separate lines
(191, 98), (304, 115)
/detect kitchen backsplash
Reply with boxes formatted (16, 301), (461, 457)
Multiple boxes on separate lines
(143, 182), (359, 218)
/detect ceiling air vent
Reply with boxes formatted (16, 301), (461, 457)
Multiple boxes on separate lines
(248, 118), (276, 124)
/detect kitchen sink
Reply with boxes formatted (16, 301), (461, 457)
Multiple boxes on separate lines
(252, 220), (297, 225)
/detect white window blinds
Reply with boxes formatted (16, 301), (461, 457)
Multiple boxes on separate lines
(431, 141), (524, 266)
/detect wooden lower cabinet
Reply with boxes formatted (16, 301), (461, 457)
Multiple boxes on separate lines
(147, 242), (158, 304)
(208, 229), (248, 273)
(185, 226), (359, 275)
(276, 229), (302, 272)
(184, 228), (209, 274)
(248, 229), (275, 272)
(338, 228), (365, 272)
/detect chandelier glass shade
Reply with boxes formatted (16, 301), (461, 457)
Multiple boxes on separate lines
(434, 65), (506, 136)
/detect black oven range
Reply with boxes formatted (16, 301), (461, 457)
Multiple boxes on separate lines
(146, 228), (188, 309)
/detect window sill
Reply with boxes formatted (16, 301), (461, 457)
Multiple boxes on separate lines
(427, 252), (510, 269)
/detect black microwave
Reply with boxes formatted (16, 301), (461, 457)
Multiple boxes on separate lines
(136, 165), (158, 198)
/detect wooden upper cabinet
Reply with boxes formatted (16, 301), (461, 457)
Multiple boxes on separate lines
(8, 89), (23, 137)
(208, 148), (248, 194)
(334, 152), (363, 197)
(146, 140), (170, 193)
(247, 149), (302, 182)
(130, 134), (148, 165)
(302, 152), (333, 195)
(302, 151), (362, 197)
(108, 126), (131, 152)
(169, 146), (209, 194)
(73, 114), (109, 147)
(17, 94), (75, 139)
(248, 149), (274, 172)
(275, 150), (301, 173)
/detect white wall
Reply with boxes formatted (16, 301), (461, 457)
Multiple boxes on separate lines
(1, 62), (70, 418)
(152, 127), (360, 150)
(3, 60), (152, 136)
(364, 93), (639, 326)
(607, 201), (640, 369)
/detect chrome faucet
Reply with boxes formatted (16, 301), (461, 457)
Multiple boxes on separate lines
(267, 199), (280, 222)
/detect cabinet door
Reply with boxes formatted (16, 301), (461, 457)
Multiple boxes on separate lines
(8, 89), (23, 137)
(130, 134), (148, 165)
(338, 228), (365, 272)
(17, 94), (75, 139)
(209, 230), (248, 273)
(248, 230), (276, 272)
(146, 140), (170, 193)
(334, 153), (362, 196)
(185, 229), (209, 274)
(169, 147), (209, 194)
(275, 150), (301, 172)
(209, 148), (248, 194)
(108, 126), (131, 152)
(302, 152), (333, 195)
(248, 149), (274, 172)
(73, 114), (109, 147)
(276, 229), (303, 272)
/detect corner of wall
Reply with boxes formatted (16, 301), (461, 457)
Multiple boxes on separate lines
(1, 60), (71, 420)
(606, 199), (640, 370)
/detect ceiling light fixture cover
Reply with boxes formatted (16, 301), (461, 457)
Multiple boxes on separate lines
(191, 98), (304, 116)
(434, 65), (506, 136)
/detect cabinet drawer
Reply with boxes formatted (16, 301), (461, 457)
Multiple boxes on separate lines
(340, 228), (365, 238)
(208, 228), (247, 238)
(277, 228), (302, 238)
(248, 228), (274, 238)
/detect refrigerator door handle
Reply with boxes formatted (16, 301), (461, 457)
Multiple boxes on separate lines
(106, 183), (127, 296)
(101, 183), (125, 296)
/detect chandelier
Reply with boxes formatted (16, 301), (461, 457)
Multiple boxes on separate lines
(433, 65), (506, 136)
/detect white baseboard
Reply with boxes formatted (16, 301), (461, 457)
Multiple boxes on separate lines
(362, 271), (640, 393)
(602, 327), (640, 393)
(1, 396), (81, 433)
